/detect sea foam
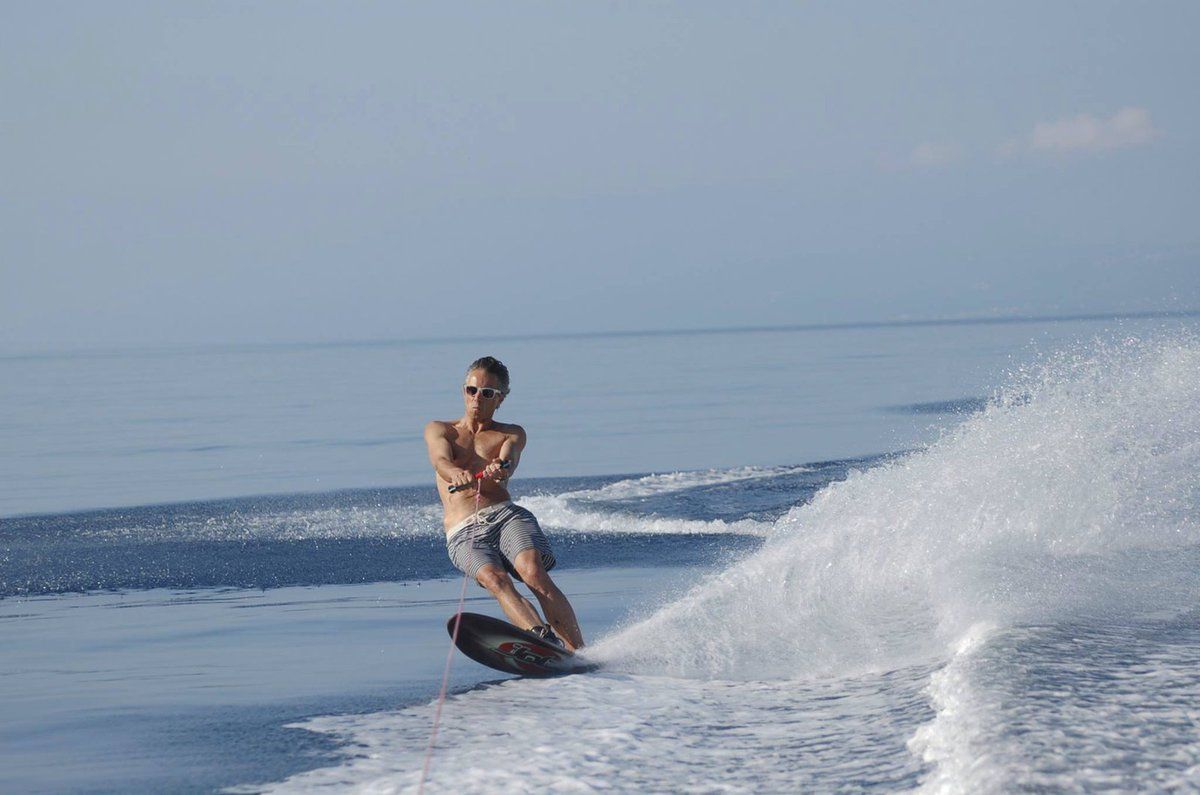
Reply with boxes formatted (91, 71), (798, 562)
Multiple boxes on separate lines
(595, 335), (1200, 678)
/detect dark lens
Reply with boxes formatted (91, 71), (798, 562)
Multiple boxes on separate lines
(464, 385), (479, 396)
(481, 388), (498, 399)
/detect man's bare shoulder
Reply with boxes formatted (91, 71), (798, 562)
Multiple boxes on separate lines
(492, 421), (526, 438)
(424, 420), (459, 438)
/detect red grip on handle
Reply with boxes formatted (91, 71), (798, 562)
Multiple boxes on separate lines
(447, 460), (510, 493)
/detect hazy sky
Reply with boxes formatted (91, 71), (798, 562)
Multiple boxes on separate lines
(3, 1), (1198, 352)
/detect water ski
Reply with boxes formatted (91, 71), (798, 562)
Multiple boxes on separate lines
(447, 612), (596, 677)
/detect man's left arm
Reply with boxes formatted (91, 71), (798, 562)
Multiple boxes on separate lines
(485, 426), (527, 482)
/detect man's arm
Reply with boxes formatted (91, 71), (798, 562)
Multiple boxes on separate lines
(424, 421), (473, 490)
(484, 425), (527, 482)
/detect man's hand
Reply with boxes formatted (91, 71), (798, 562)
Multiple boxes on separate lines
(482, 458), (510, 483)
(448, 468), (474, 491)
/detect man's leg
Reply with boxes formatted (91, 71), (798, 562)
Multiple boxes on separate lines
(512, 549), (584, 651)
(474, 564), (544, 631)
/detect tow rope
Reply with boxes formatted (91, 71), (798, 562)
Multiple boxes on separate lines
(418, 461), (509, 792)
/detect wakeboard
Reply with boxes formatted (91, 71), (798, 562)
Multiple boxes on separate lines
(447, 612), (596, 677)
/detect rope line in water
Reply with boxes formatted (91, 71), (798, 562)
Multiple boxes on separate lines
(417, 479), (482, 793)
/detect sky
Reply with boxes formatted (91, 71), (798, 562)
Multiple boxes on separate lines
(2, 1), (1198, 352)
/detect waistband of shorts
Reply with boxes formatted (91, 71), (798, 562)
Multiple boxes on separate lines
(445, 500), (514, 540)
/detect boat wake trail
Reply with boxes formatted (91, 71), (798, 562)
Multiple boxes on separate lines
(519, 464), (808, 537)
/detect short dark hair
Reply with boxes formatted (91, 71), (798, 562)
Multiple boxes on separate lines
(466, 356), (510, 393)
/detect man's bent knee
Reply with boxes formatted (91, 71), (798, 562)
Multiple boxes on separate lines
(513, 551), (556, 593)
(476, 566), (513, 593)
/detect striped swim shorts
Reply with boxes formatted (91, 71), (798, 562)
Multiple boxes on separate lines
(446, 501), (557, 584)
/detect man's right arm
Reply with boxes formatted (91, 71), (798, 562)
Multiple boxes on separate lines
(424, 422), (473, 489)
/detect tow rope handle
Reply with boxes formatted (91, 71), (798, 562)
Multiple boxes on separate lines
(448, 459), (511, 493)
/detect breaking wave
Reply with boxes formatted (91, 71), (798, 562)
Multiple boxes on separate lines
(596, 335), (1200, 678)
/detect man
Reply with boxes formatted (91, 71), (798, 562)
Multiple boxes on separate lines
(424, 356), (584, 650)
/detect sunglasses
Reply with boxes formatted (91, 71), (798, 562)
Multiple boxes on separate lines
(463, 385), (505, 399)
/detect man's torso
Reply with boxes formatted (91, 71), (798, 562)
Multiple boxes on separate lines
(432, 420), (520, 531)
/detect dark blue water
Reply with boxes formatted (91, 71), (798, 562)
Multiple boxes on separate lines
(1, 461), (887, 600)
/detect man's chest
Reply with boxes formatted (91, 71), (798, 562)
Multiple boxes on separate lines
(450, 431), (507, 461)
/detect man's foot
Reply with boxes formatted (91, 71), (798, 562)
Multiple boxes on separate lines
(530, 624), (565, 649)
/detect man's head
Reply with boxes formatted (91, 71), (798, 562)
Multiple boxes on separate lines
(463, 356), (509, 418)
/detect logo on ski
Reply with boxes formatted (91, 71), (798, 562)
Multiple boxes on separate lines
(496, 640), (559, 667)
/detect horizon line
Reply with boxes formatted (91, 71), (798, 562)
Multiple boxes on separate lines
(2, 307), (1198, 362)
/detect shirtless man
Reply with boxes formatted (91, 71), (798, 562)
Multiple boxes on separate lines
(424, 356), (584, 650)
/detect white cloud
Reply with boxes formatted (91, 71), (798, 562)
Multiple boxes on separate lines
(1024, 107), (1158, 155)
(908, 141), (964, 168)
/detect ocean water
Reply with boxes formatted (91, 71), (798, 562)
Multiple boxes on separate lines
(3, 315), (1199, 793)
